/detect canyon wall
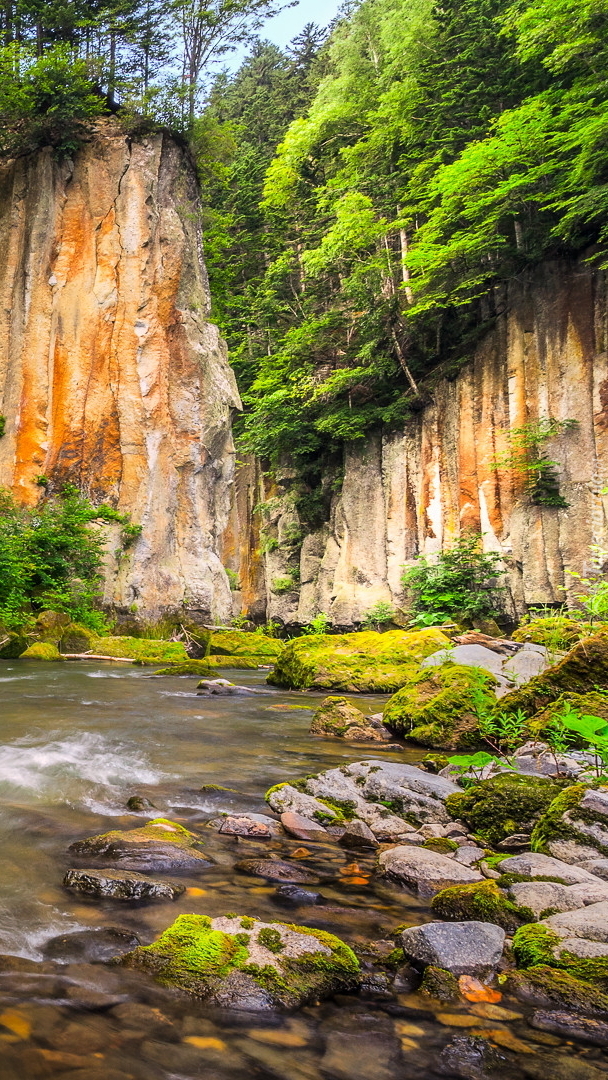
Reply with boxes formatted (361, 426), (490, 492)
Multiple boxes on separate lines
(0, 120), (240, 624)
(223, 261), (608, 626)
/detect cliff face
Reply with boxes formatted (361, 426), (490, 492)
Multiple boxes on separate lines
(223, 261), (608, 625)
(0, 121), (240, 624)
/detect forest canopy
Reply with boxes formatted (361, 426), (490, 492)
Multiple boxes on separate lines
(1, 0), (607, 480)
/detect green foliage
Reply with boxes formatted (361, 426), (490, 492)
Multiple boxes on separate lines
(0, 485), (111, 632)
(566, 548), (608, 624)
(445, 771), (567, 846)
(361, 601), (396, 631)
(402, 534), (505, 624)
(225, 567), (240, 590)
(545, 700), (608, 777)
(301, 612), (332, 635)
(491, 418), (578, 507)
(0, 416), (5, 437)
(446, 750), (504, 782)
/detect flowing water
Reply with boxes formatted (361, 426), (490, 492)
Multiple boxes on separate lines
(0, 661), (605, 1080)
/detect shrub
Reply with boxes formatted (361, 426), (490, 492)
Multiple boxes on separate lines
(402, 534), (505, 625)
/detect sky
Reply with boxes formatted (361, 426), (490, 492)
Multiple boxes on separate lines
(261, 0), (344, 48)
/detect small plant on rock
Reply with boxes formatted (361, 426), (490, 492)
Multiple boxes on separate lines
(402, 534), (505, 626)
(361, 601), (395, 631)
(565, 548), (608, 625)
(301, 612), (331, 635)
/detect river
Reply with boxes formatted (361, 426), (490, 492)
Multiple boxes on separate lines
(0, 661), (604, 1079)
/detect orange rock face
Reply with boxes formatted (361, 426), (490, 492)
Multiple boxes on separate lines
(0, 121), (240, 623)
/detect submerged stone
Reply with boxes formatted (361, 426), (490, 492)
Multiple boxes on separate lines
(63, 868), (186, 900)
(119, 913), (360, 1009)
(68, 818), (212, 872)
(401, 920), (505, 976)
(42, 928), (141, 963)
(235, 858), (320, 884)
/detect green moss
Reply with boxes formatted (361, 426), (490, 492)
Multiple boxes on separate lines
(423, 837), (459, 853)
(70, 817), (207, 856)
(121, 915), (360, 1008)
(19, 642), (63, 661)
(446, 772), (568, 847)
(431, 880), (533, 931)
(530, 783), (589, 853)
(310, 696), (368, 736)
(383, 663), (496, 749)
(240, 917), (255, 929)
(507, 964), (608, 1013)
(59, 623), (96, 653)
(0, 629), (28, 658)
(233, 933), (251, 946)
(420, 966), (459, 1001)
(209, 631), (284, 658)
(264, 783), (288, 801)
(268, 628), (450, 692)
(512, 617), (585, 650)
(91, 637), (189, 662)
(258, 928), (284, 954)
(498, 632), (608, 719)
(511, 924), (608, 986)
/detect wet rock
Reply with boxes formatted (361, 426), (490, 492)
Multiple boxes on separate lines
(109, 1001), (178, 1040)
(439, 1035), (505, 1079)
(63, 868), (186, 900)
(120, 912), (360, 1009)
(279, 811), (329, 842)
(42, 927), (141, 963)
(507, 965), (608, 1015)
(219, 814), (283, 839)
(67, 818), (212, 872)
(420, 964), (459, 1000)
(126, 796), (156, 811)
(530, 1009), (608, 1045)
(196, 678), (259, 695)
(496, 833), (532, 851)
(266, 783), (341, 823)
(320, 1027), (401, 1080)
(378, 845), (483, 898)
(339, 820), (378, 849)
(310, 696), (374, 737)
(274, 884), (323, 905)
(499, 852), (600, 884)
(236, 858), (320, 884)
(401, 921), (505, 976)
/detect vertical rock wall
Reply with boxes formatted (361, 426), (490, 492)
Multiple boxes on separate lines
(0, 120), (240, 624)
(223, 261), (608, 626)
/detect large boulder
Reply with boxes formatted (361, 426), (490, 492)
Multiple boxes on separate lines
(310, 697), (392, 741)
(0, 628), (28, 658)
(498, 633), (608, 719)
(268, 628), (450, 692)
(431, 879), (531, 931)
(120, 913), (360, 1009)
(89, 636), (189, 663)
(378, 846), (483, 898)
(400, 921), (505, 976)
(68, 818), (212, 872)
(499, 852), (601, 884)
(512, 617), (585, 650)
(383, 663), (497, 748)
(208, 631), (284, 658)
(445, 772), (567, 848)
(59, 623), (97, 653)
(19, 642), (63, 661)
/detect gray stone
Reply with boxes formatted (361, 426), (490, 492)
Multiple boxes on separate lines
(344, 759), (459, 801)
(555, 937), (608, 960)
(579, 858), (608, 880)
(567, 880), (608, 906)
(502, 646), (549, 684)
(422, 644), (504, 676)
(266, 784), (340, 822)
(509, 880), (577, 918)
(418, 824), (448, 838)
(400, 920), (505, 975)
(543, 901), (608, 942)
(339, 819), (378, 849)
(499, 852), (601, 884)
(378, 846), (483, 898)
(547, 839), (602, 864)
(496, 833), (532, 851)
(453, 845), (485, 867)
(219, 814), (283, 838)
(42, 928), (141, 963)
(580, 790), (608, 818)
(235, 858), (320, 884)
(530, 1010), (608, 1046)
(62, 869), (185, 900)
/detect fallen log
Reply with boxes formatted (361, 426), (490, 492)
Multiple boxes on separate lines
(62, 653), (135, 662)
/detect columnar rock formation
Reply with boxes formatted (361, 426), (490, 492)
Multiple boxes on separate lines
(0, 121), (240, 623)
(223, 262), (608, 625)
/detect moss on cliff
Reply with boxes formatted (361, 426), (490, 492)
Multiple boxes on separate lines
(445, 773), (566, 847)
(382, 662), (496, 748)
(431, 879), (533, 931)
(268, 628), (450, 692)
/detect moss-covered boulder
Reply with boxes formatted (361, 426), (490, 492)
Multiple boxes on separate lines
(529, 692), (608, 738)
(68, 818), (212, 872)
(59, 623), (97, 653)
(420, 965), (459, 1001)
(531, 783), (608, 858)
(507, 963), (608, 1014)
(19, 642), (63, 661)
(0, 629), (28, 658)
(309, 696), (390, 741)
(34, 610), (72, 643)
(512, 616), (585, 650)
(512, 923), (608, 987)
(431, 880), (533, 931)
(498, 632), (608, 719)
(90, 637), (189, 662)
(383, 663), (496, 748)
(150, 657), (262, 675)
(268, 628), (450, 692)
(120, 913), (360, 1009)
(445, 773), (567, 847)
(209, 631), (284, 659)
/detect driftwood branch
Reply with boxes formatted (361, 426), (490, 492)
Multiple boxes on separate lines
(62, 653), (135, 662)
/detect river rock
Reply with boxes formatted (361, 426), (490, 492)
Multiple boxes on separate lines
(68, 818), (212, 872)
(401, 920), (505, 975)
(579, 858), (608, 880)
(279, 811), (329, 842)
(126, 795), (156, 812)
(63, 868), (186, 900)
(422, 644), (505, 676)
(339, 819), (378, 849)
(499, 853), (600, 884)
(235, 858), (320, 884)
(120, 913), (360, 1009)
(453, 845), (485, 867)
(266, 784), (341, 822)
(542, 900), (608, 942)
(439, 1035), (506, 1079)
(196, 678), (259, 695)
(218, 814), (283, 838)
(42, 928), (141, 963)
(274, 884), (323, 905)
(530, 1010), (608, 1046)
(378, 846), (483, 897)
(310, 696), (383, 739)
(509, 880), (578, 918)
